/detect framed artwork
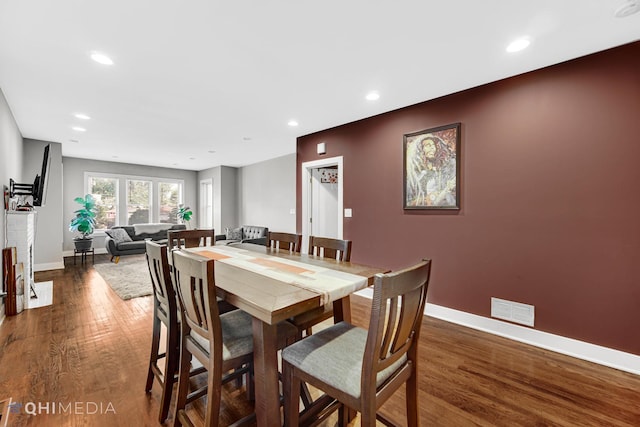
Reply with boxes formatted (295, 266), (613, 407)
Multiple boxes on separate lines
(403, 122), (460, 210)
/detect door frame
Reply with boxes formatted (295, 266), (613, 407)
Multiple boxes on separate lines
(301, 156), (344, 253)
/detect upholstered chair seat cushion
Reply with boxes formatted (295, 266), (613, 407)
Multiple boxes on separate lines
(282, 321), (406, 399)
(190, 309), (254, 361)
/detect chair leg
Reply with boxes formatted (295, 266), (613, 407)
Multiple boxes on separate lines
(145, 311), (161, 392)
(300, 382), (313, 408)
(158, 323), (180, 423)
(246, 363), (255, 401)
(173, 338), (192, 427)
(406, 368), (419, 427)
(282, 361), (300, 427)
(204, 358), (222, 427)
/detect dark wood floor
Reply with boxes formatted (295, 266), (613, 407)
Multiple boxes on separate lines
(0, 254), (639, 426)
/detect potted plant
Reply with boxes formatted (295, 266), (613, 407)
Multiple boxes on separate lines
(177, 204), (193, 229)
(69, 194), (97, 250)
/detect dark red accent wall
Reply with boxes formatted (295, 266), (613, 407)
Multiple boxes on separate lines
(296, 42), (640, 356)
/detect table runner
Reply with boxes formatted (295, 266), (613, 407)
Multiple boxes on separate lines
(190, 245), (367, 305)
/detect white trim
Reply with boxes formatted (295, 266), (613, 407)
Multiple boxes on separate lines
(353, 288), (640, 376)
(34, 262), (65, 272)
(301, 156), (344, 253)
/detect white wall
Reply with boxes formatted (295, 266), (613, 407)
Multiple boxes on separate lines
(62, 157), (198, 253)
(0, 88), (24, 322)
(23, 139), (64, 270)
(238, 154), (296, 233)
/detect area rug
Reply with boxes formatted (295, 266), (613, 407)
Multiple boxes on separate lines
(93, 257), (152, 300)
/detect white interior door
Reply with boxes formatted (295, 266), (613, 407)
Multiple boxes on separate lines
(301, 156), (343, 253)
(199, 178), (213, 229)
(311, 168), (339, 238)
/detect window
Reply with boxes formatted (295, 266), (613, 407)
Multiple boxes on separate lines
(89, 176), (118, 229)
(86, 173), (184, 229)
(159, 182), (181, 224)
(127, 179), (151, 224)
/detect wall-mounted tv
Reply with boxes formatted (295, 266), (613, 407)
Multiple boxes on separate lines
(9, 143), (51, 207)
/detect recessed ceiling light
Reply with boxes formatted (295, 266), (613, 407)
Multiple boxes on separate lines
(90, 51), (114, 65)
(615, 0), (640, 17)
(288, 120), (299, 127)
(112, 155), (119, 159)
(365, 92), (380, 101)
(69, 139), (79, 143)
(242, 137), (252, 141)
(207, 150), (216, 154)
(189, 157), (196, 160)
(71, 126), (86, 132)
(74, 113), (91, 120)
(506, 38), (531, 53)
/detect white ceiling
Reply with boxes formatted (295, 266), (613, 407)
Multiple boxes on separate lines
(1, 1), (639, 171)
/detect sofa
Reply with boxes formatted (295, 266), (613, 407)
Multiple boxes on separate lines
(215, 225), (269, 246)
(105, 223), (186, 262)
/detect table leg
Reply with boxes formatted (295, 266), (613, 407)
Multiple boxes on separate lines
(252, 318), (281, 427)
(332, 295), (352, 323)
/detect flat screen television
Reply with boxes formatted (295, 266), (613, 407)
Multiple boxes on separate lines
(32, 144), (51, 206)
(9, 143), (51, 207)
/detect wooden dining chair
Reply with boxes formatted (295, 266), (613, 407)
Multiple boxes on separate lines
(291, 236), (353, 336)
(171, 250), (298, 427)
(268, 231), (302, 253)
(308, 236), (352, 261)
(167, 228), (215, 249)
(144, 241), (205, 423)
(282, 259), (432, 427)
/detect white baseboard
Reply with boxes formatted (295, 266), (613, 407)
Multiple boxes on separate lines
(354, 288), (640, 376)
(34, 262), (65, 272)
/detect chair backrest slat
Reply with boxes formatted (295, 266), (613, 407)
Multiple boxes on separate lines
(308, 236), (352, 261)
(172, 250), (221, 344)
(168, 229), (215, 250)
(268, 232), (302, 253)
(145, 241), (177, 321)
(363, 259), (431, 392)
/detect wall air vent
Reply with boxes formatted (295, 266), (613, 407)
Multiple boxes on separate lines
(491, 297), (535, 327)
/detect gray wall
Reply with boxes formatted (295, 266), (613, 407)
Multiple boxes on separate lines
(0, 88), (23, 322)
(23, 139), (64, 270)
(196, 156), (296, 236)
(197, 166), (238, 234)
(238, 154), (296, 233)
(62, 157), (197, 253)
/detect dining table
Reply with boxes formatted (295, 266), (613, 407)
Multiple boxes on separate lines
(182, 242), (388, 427)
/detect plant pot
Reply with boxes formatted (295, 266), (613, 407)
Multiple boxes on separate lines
(73, 238), (93, 251)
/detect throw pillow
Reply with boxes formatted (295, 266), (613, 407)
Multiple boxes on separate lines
(225, 227), (243, 241)
(105, 228), (133, 244)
